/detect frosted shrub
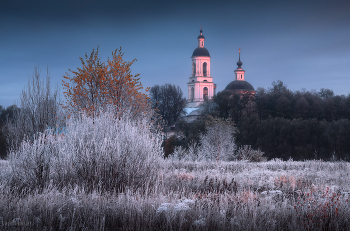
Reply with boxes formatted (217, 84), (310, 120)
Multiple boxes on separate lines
(0, 160), (11, 180)
(199, 116), (237, 161)
(156, 203), (172, 214)
(173, 202), (190, 212)
(171, 116), (237, 162)
(9, 133), (59, 192)
(171, 142), (202, 161)
(236, 145), (265, 162)
(171, 146), (187, 160)
(9, 110), (163, 194)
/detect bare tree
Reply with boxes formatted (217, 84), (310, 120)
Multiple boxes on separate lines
(199, 116), (237, 161)
(4, 66), (63, 150)
(149, 84), (187, 125)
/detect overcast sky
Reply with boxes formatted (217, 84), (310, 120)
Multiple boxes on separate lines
(1, 0), (349, 107)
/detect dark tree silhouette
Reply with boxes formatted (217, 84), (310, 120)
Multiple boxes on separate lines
(149, 84), (187, 125)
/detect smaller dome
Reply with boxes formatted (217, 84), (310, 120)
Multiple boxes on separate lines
(198, 34), (205, 39)
(225, 80), (255, 91)
(192, 47), (210, 57)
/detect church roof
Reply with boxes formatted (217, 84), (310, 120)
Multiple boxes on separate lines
(225, 80), (255, 91)
(192, 47), (210, 57)
(183, 108), (201, 115)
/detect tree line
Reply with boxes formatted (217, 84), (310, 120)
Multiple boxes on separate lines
(2, 46), (350, 161)
(210, 80), (350, 160)
(148, 80), (350, 161)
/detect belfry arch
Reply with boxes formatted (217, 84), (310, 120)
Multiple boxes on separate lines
(203, 62), (207, 77)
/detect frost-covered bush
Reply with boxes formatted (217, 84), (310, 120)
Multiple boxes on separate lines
(199, 116), (237, 161)
(170, 116), (237, 162)
(0, 160), (10, 179)
(9, 133), (58, 192)
(4, 68), (63, 151)
(171, 142), (201, 161)
(236, 145), (265, 162)
(9, 110), (163, 194)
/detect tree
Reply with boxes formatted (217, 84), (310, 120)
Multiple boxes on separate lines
(319, 88), (334, 99)
(4, 67), (61, 150)
(63, 47), (149, 117)
(294, 95), (309, 119)
(213, 90), (233, 119)
(213, 90), (255, 123)
(270, 80), (288, 95)
(149, 84), (187, 125)
(275, 95), (292, 118)
(0, 105), (19, 158)
(199, 116), (237, 161)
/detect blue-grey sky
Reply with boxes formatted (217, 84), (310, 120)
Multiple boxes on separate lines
(1, 0), (350, 107)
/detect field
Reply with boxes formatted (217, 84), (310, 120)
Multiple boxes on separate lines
(1, 112), (350, 230)
(1, 158), (350, 230)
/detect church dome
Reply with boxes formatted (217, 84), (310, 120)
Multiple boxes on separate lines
(192, 47), (210, 57)
(225, 80), (255, 91)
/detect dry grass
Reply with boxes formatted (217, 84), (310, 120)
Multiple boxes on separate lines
(1, 159), (350, 230)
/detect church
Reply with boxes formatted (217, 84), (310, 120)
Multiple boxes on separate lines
(185, 28), (255, 113)
(187, 27), (216, 108)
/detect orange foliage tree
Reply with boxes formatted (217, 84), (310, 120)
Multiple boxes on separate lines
(62, 47), (149, 117)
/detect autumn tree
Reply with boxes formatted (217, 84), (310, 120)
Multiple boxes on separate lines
(63, 47), (149, 117)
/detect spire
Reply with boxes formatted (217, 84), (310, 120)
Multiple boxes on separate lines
(237, 48), (242, 68)
(197, 26), (205, 47)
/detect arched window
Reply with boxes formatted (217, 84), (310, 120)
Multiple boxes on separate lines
(203, 62), (207, 77)
(191, 87), (194, 101)
(192, 62), (196, 76)
(203, 87), (208, 101)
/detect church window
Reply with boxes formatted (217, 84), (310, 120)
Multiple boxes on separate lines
(191, 87), (194, 101)
(241, 74), (242, 79)
(203, 87), (208, 101)
(192, 62), (196, 76)
(203, 62), (207, 77)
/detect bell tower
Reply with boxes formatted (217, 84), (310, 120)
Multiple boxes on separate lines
(187, 27), (216, 108)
